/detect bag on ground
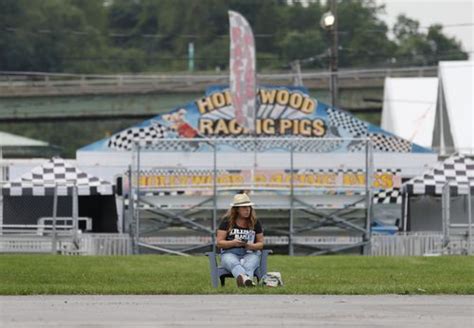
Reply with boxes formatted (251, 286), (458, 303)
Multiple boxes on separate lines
(262, 272), (283, 287)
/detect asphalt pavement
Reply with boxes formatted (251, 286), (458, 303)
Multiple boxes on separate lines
(0, 295), (472, 327)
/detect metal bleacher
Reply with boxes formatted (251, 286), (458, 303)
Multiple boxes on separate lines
(126, 137), (375, 256)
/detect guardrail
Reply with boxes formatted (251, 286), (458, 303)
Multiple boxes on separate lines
(0, 233), (132, 255)
(81, 234), (132, 255)
(0, 235), (73, 253)
(0, 66), (438, 96)
(0, 232), (470, 255)
(371, 233), (472, 256)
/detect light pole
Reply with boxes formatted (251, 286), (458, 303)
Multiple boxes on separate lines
(320, 0), (338, 108)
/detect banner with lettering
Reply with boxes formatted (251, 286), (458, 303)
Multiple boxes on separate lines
(229, 11), (257, 133)
(80, 85), (432, 154)
(128, 168), (401, 190)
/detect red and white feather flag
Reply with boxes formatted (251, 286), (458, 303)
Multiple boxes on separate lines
(229, 11), (257, 134)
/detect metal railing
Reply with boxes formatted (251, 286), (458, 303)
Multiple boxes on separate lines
(0, 66), (438, 96)
(0, 233), (132, 255)
(371, 232), (472, 256)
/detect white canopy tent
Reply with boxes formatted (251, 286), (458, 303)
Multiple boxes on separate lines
(1, 157), (118, 234)
(382, 60), (474, 155)
(0, 132), (48, 147)
(381, 77), (438, 148)
(402, 154), (473, 254)
(433, 61), (474, 155)
(0, 131), (49, 182)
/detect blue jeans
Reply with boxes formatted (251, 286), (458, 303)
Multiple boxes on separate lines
(220, 249), (261, 278)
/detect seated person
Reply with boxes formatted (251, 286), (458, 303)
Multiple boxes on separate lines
(216, 193), (264, 287)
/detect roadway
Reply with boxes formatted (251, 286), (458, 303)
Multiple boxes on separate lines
(0, 295), (472, 327)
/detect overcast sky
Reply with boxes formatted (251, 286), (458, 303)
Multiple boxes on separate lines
(376, 0), (474, 59)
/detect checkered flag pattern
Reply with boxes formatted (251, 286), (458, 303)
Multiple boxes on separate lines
(1, 157), (114, 196)
(348, 133), (412, 153)
(368, 133), (412, 152)
(373, 188), (402, 204)
(144, 139), (200, 152)
(372, 169), (402, 204)
(405, 154), (474, 196)
(215, 136), (344, 153)
(108, 122), (170, 150)
(327, 108), (368, 137)
(141, 168), (229, 179)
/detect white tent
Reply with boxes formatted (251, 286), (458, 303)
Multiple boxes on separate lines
(0, 131), (48, 147)
(433, 61), (474, 155)
(381, 77), (438, 148)
(382, 60), (474, 155)
(1, 157), (118, 233)
(0, 132), (49, 182)
(402, 154), (473, 232)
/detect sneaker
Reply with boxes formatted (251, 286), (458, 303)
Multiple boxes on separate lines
(236, 274), (246, 287)
(244, 278), (256, 287)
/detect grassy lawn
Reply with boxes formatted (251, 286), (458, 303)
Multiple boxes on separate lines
(0, 255), (473, 295)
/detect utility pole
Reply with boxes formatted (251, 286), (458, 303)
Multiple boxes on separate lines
(321, 0), (339, 108)
(330, 0), (338, 108)
(188, 42), (194, 72)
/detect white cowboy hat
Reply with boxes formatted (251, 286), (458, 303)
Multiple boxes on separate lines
(230, 193), (254, 207)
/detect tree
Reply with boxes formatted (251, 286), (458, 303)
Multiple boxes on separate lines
(393, 14), (468, 66)
(0, 0), (111, 72)
(0, 0), (31, 71)
(426, 24), (468, 62)
(0, 0), (468, 73)
(276, 1), (325, 68)
(336, 0), (395, 67)
(279, 30), (326, 68)
(393, 14), (420, 40)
